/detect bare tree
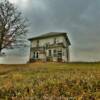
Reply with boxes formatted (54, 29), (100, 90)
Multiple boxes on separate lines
(0, 0), (28, 54)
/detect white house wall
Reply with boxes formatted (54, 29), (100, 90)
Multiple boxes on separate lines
(30, 35), (69, 62)
(62, 48), (68, 62)
(30, 50), (33, 58)
(31, 36), (68, 47)
(45, 47), (68, 62)
(31, 41), (37, 47)
(39, 54), (46, 61)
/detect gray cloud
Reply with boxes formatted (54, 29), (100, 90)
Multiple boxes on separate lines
(5, 0), (100, 62)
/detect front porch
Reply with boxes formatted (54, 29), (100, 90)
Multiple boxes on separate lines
(30, 42), (69, 62)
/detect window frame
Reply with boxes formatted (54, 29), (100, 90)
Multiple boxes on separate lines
(53, 49), (57, 57)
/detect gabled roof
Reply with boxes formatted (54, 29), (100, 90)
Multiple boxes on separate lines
(28, 32), (71, 45)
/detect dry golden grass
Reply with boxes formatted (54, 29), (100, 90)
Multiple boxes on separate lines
(0, 62), (100, 100)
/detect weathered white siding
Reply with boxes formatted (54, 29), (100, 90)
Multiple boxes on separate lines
(30, 35), (69, 62)
(31, 41), (37, 47)
(31, 36), (67, 47)
(62, 48), (68, 62)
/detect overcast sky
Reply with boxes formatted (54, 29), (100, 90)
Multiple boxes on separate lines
(1, 0), (100, 63)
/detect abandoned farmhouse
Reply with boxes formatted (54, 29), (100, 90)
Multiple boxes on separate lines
(29, 32), (71, 62)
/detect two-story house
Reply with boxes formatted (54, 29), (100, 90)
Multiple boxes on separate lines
(28, 32), (71, 62)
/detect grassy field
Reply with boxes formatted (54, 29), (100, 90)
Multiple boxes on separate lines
(0, 62), (100, 100)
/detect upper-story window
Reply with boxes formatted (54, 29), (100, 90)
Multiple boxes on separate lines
(54, 38), (57, 44)
(37, 40), (39, 47)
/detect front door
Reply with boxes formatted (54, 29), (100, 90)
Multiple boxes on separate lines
(36, 52), (38, 59)
(32, 52), (38, 59)
(57, 50), (62, 62)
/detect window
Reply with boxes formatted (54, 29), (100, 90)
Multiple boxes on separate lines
(48, 50), (52, 57)
(45, 43), (48, 49)
(53, 49), (57, 57)
(63, 51), (64, 56)
(37, 40), (39, 47)
(33, 52), (35, 59)
(54, 38), (57, 44)
(36, 52), (38, 59)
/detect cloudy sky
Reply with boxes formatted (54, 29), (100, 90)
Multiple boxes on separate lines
(1, 0), (100, 63)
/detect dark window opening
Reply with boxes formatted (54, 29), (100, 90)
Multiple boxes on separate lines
(49, 50), (52, 57)
(33, 52), (35, 59)
(36, 52), (38, 59)
(54, 38), (56, 44)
